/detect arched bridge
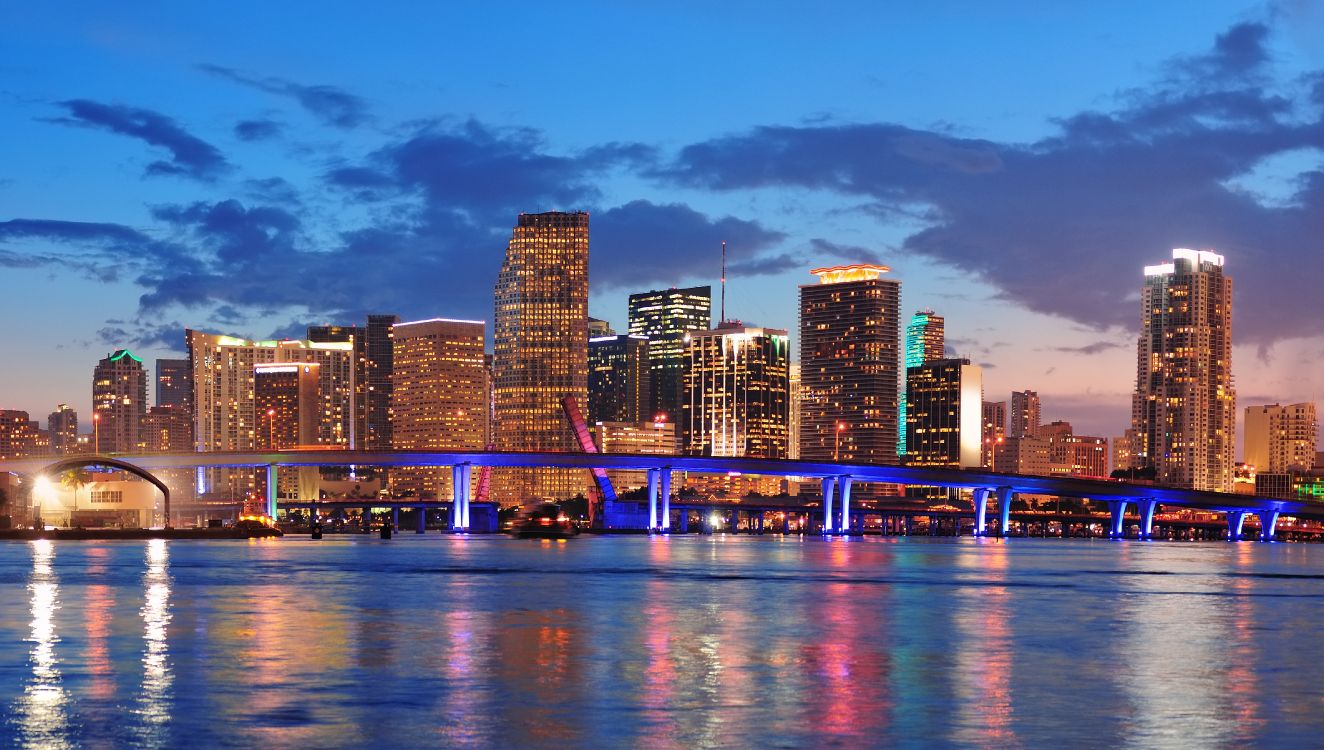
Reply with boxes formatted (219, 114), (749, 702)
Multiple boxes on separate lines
(0, 449), (1315, 539)
(16, 455), (173, 527)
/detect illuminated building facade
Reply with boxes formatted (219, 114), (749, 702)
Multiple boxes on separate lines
(308, 324), (369, 450)
(788, 363), (801, 460)
(254, 363), (321, 449)
(798, 264), (901, 474)
(1244, 402), (1316, 473)
(629, 286), (712, 423)
(1009, 390), (1041, 438)
(904, 358), (982, 468)
(588, 334), (650, 424)
(47, 404), (78, 455)
(493, 212), (590, 502)
(156, 358), (191, 408)
(899, 310), (944, 456)
(681, 325), (790, 459)
(0, 410), (40, 459)
(982, 400), (1006, 467)
(366, 314), (399, 451)
(594, 419), (679, 491)
(186, 331), (357, 495)
(1039, 421), (1109, 478)
(391, 318), (488, 497)
(1131, 248), (1235, 491)
(140, 405), (193, 453)
(93, 349), (147, 453)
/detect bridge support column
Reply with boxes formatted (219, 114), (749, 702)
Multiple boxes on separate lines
(266, 464), (278, 519)
(973, 488), (991, 536)
(821, 477), (837, 534)
(417, 506), (426, 534)
(996, 487), (1014, 538)
(1107, 501), (1128, 539)
(1137, 499), (1157, 540)
(391, 507), (400, 531)
(839, 477), (853, 536)
(1226, 511), (1247, 541)
(646, 468), (660, 531)
(452, 464), (471, 532)
(679, 510), (690, 533)
(660, 469), (672, 532)
(1258, 510), (1280, 542)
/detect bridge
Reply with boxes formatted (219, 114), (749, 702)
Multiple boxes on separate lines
(2, 449), (1318, 540)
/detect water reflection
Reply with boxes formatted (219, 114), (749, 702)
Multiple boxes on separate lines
(136, 538), (173, 745)
(952, 540), (1018, 748)
(13, 539), (72, 750)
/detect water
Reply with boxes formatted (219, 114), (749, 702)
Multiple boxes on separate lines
(0, 535), (1321, 749)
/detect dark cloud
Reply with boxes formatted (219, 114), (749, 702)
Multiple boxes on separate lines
(234, 119), (282, 141)
(0, 218), (201, 280)
(48, 100), (229, 180)
(807, 238), (886, 265)
(591, 200), (786, 290)
(1047, 341), (1129, 356)
(655, 22), (1324, 345)
(199, 64), (369, 128)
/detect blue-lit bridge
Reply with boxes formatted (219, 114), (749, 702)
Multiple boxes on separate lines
(2, 449), (1318, 541)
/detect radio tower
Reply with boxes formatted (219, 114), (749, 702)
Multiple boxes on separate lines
(720, 240), (727, 325)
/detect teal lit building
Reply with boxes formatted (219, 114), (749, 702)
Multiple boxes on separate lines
(899, 310), (944, 456)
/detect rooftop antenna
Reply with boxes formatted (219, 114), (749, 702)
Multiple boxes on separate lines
(720, 240), (727, 325)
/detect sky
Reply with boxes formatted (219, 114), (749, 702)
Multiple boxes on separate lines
(3, 1), (1324, 455)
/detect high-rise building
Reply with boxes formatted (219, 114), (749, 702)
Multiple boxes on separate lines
(629, 286), (712, 423)
(681, 325), (790, 459)
(1039, 421), (1109, 478)
(47, 404), (78, 455)
(798, 264), (901, 469)
(1130, 249), (1235, 492)
(493, 212), (590, 502)
(308, 323), (369, 448)
(1244, 403), (1317, 473)
(186, 331), (357, 495)
(391, 318), (489, 497)
(788, 363), (802, 460)
(156, 358), (192, 408)
(0, 410), (40, 459)
(1009, 390), (1041, 438)
(254, 363), (322, 449)
(139, 405), (193, 453)
(594, 419), (679, 491)
(899, 310), (944, 456)
(588, 318), (615, 337)
(365, 314), (399, 451)
(982, 401), (1007, 468)
(93, 349), (147, 453)
(588, 334), (650, 425)
(904, 358), (982, 468)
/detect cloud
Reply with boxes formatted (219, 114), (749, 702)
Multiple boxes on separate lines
(47, 100), (229, 180)
(1046, 341), (1129, 356)
(234, 119), (282, 141)
(655, 21), (1324, 345)
(199, 64), (369, 128)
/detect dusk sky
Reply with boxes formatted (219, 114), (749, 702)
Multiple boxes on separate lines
(3, 2), (1324, 454)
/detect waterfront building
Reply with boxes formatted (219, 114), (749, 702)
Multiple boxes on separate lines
(629, 286), (712, 423)
(904, 358), (982, 468)
(682, 324), (790, 459)
(308, 323), (369, 450)
(391, 318), (488, 498)
(493, 211), (590, 503)
(798, 264), (901, 472)
(254, 363), (321, 449)
(0, 410), (40, 459)
(982, 400), (1007, 468)
(899, 310), (944, 456)
(186, 331), (357, 496)
(139, 405), (193, 453)
(1039, 421), (1109, 478)
(788, 363), (801, 460)
(1130, 248), (1235, 491)
(588, 334), (650, 425)
(1009, 390), (1041, 438)
(594, 419), (679, 491)
(1244, 403), (1316, 473)
(156, 358), (191, 409)
(93, 349), (147, 454)
(365, 314), (399, 452)
(47, 404), (78, 455)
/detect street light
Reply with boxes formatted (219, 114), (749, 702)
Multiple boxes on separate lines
(92, 411), (101, 454)
(267, 408), (276, 450)
(834, 421), (847, 462)
(986, 435), (1005, 472)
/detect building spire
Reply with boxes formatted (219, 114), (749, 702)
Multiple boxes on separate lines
(720, 240), (727, 325)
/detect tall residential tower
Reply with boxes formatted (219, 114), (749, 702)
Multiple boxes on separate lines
(899, 310), (944, 456)
(628, 286), (712, 422)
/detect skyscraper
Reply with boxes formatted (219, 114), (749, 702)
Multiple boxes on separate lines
(982, 400), (1006, 468)
(899, 310), (944, 456)
(308, 323), (368, 448)
(588, 334), (650, 425)
(628, 286), (712, 422)
(93, 349), (147, 453)
(366, 314), (399, 451)
(1244, 403), (1317, 473)
(1130, 248), (1235, 492)
(0, 410), (40, 459)
(156, 358), (192, 408)
(905, 358), (982, 468)
(391, 318), (488, 497)
(492, 211), (590, 502)
(788, 363), (802, 460)
(798, 264), (901, 466)
(1009, 390), (1041, 438)
(47, 404), (78, 455)
(682, 325), (790, 459)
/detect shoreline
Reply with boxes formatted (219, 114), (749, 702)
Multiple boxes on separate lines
(0, 527), (283, 541)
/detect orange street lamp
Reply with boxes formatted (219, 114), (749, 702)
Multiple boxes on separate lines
(986, 435), (1005, 472)
(267, 408), (277, 450)
(834, 421), (847, 462)
(92, 411), (101, 454)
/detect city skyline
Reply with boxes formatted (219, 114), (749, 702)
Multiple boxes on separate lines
(3, 3), (1324, 450)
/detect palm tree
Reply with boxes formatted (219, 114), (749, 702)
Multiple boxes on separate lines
(60, 467), (94, 518)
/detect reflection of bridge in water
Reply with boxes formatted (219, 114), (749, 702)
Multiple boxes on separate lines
(3, 449), (1319, 541)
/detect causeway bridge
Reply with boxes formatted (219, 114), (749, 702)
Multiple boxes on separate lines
(2, 449), (1318, 541)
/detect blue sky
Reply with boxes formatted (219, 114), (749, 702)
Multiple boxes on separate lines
(3, 1), (1324, 452)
